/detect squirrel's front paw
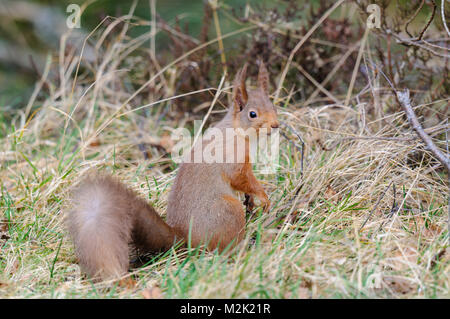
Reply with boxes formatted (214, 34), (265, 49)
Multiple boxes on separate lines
(262, 199), (271, 213)
(258, 192), (270, 213)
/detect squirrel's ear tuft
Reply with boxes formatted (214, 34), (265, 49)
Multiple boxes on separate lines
(257, 60), (269, 94)
(232, 64), (248, 113)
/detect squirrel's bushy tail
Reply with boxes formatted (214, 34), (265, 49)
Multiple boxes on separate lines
(66, 174), (177, 280)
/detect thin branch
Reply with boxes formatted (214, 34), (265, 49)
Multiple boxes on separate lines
(405, 0), (425, 38)
(370, 62), (450, 173)
(384, 30), (450, 58)
(416, 0), (436, 41)
(396, 89), (450, 173)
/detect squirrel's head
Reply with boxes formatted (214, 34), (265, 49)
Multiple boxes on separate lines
(230, 61), (279, 133)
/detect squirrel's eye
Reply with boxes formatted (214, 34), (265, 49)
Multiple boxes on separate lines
(249, 111), (257, 118)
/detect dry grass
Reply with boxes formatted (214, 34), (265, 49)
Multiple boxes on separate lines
(0, 1), (448, 298)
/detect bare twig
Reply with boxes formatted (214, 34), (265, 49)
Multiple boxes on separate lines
(368, 62), (450, 173)
(405, 0), (425, 39)
(396, 89), (450, 173)
(416, 0), (437, 41)
(384, 30), (450, 58)
(405, 0), (436, 41)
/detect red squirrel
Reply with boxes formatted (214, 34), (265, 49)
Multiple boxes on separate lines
(67, 62), (279, 280)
